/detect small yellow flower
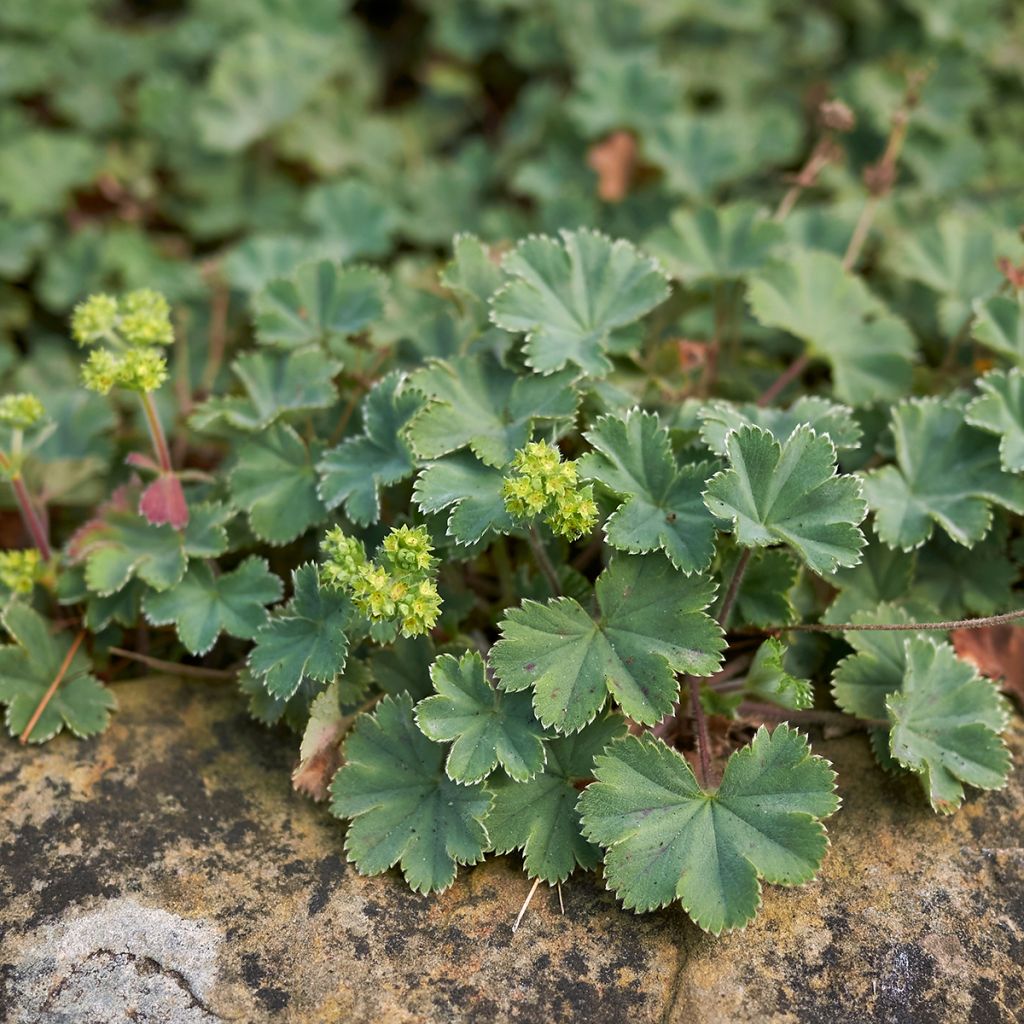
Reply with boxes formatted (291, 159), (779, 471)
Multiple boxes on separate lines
(0, 393), (44, 429)
(119, 289), (174, 347)
(0, 549), (41, 594)
(71, 293), (119, 347)
(81, 349), (123, 394)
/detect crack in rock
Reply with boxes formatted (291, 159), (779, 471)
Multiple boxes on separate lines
(4, 898), (224, 1023)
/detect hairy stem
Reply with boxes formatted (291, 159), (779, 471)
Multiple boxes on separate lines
(687, 675), (713, 787)
(527, 525), (562, 596)
(8, 472), (52, 561)
(20, 629), (86, 743)
(717, 548), (752, 630)
(106, 646), (237, 680)
(738, 701), (888, 729)
(140, 391), (173, 473)
(769, 609), (1024, 634)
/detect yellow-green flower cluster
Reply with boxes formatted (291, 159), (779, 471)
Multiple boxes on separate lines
(502, 440), (598, 540)
(320, 524), (442, 638)
(0, 549), (41, 594)
(0, 393), (44, 429)
(320, 526), (367, 590)
(71, 289), (174, 394)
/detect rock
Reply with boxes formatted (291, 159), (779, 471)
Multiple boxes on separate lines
(1, 676), (1021, 1023)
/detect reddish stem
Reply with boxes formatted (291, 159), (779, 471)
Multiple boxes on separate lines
(20, 629), (86, 744)
(687, 675), (712, 787)
(0, 453), (52, 561)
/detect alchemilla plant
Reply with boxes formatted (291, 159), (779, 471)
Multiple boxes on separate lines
(1, 0), (1022, 935)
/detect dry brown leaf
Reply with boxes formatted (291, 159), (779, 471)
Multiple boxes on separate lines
(951, 625), (1024, 710)
(587, 131), (637, 203)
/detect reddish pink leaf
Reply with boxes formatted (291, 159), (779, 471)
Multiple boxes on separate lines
(139, 474), (189, 529)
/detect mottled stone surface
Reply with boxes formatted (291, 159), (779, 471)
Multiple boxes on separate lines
(1, 676), (1021, 1023)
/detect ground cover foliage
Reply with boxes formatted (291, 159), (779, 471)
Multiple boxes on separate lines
(2, 0), (1023, 933)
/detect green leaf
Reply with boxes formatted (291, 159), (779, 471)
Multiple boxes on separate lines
(254, 260), (386, 349)
(887, 638), (1011, 814)
(747, 249), (916, 405)
(369, 635), (438, 702)
(703, 424), (867, 575)
(578, 726), (838, 932)
(415, 651), (547, 784)
(972, 294), (1024, 365)
(862, 398), (1024, 551)
(317, 373), (420, 525)
(823, 539), (916, 624)
(965, 368), (1024, 473)
(440, 233), (504, 324)
(579, 409), (717, 573)
(490, 554), (724, 732)
(0, 130), (99, 217)
(68, 492), (230, 596)
(303, 179), (397, 261)
(490, 229), (669, 376)
(645, 203), (785, 285)
(330, 694), (491, 894)
(195, 29), (337, 151)
(406, 353), (578, 467)
(743, 638), (813, 710)
(229, 423), (327, 544)
(698, 397), (862, 457)
(413, 452), (514, 545)
(486, 714), (627, 883)
(886, 213), (1007, 332)
(733, 550), (798, 628)
(143, 557), (283, 656)
(0, 605), (114, 743)
(248, 563), (351, 700)
(190, 347), (341, 433)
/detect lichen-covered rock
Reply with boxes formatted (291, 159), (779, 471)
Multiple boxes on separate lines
(1, 676), (1021, 1023)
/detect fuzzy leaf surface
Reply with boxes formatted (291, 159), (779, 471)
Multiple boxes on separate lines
(862, 398), (1024, 550)
(413, 453), (513, 545)
(965, 369), (1024, 473)
(703, 425), (866, 575)
(415, 651), (546, 784)
(578, 726), (838, 932)
(248, 564), (351, 699)
(0, 605), (114, 743)
(318, 373), (421, 525)
(887, 638), (1011, 814)
(490, 229), (669, 376)
(143, 557), (282, 656)
(490, 554), (724, 732)
(330, 694), (491, 893)
(406, 354), (578, 467)
(579, 409), (717, 573)
(486, 714), (626, 883)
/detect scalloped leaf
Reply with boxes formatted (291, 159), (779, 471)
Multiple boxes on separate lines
(253, 259), (386, 349)
(490, 229), (669, 376)
(406, 353), (578, 467)
(645, 202), (785, 285)
(229, 423), (327, 544)
(743, 638), (813, 710)
(862, 398), (1024, 551)
(412, 452), (513, 545)
(330, 693), (491, 894)
(578, 726), (839, 933)
(248, 564), (351, 700)
(965, 368), (1024, 473)
(415, 651), (547, 784)
(486, 713), (627, 884)
(972, 293), (1024, 365)
(318, 372), (421, 525)
(0, 605), (114, 743)
(747, 249), (915, 405)
(887, 638), (1011, 814)
(490, 554), (724, 733)
(143, 556), (283, 656)
(579, 409), (717, 573)
(703, 424), (867, 576)
(190, 347), (341, 433)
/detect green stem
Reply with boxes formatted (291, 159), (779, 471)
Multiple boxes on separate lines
(717, 548), (751, 629)
(140, 390), (173, 473)
(493, 538), (516, 608)
(527, 525), (562, 596)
